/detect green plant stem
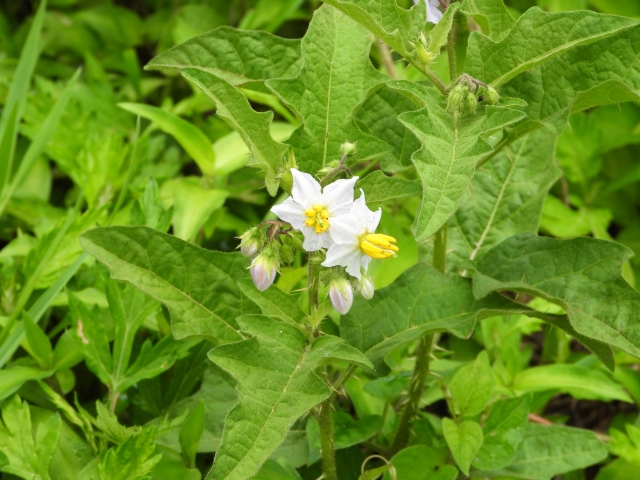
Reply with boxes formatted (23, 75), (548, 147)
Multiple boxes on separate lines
(391, 224), (447, 454)
(391, 334), (434, 454)
(447, 21), (456, 81)
(422, 67), (447, 94)
(433, 223), (448, 274)
(308, 257), (320, 317)
(317, 400), (338, 480)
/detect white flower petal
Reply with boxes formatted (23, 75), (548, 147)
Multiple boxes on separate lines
(323, 242), (359, 268)
(323, 176), (358, 212)
(301, 227), (332, 252)
(329, 214), (363, 244)
(271, 197), (308, 230)
(427, 0), (443, 24)
(351, 191), (378, 226)
(367, 207), (382, 233)
(360, 254), (372, 272)
(346, 254), (364, 279)
(291, 169), (321, 206)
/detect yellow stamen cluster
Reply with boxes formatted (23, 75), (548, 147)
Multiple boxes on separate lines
(359, 233), (399, 259)
(304, 205), (330, 234)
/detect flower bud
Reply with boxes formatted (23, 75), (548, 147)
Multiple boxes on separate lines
(465, 92), (478, 114)
(250, 252), (278, 291)
(340, 141), (357, 156)
(485, 86), (500, 105)
(238, 227), (262, 258)
(446, 84), (467, 114)
(358, 275), (375, 300)
(329, 277), (354, 315)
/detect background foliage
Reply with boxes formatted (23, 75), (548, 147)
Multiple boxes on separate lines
(1, 0), (640, 479)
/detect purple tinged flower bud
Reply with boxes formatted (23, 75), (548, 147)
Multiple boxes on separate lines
(238, 227), (262, 259)
(329, 277), (354, 315)
(250, 253), (277, 291)
(359, 275), (375, 300)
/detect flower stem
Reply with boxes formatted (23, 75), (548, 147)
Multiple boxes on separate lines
(317, 400), (338, 480)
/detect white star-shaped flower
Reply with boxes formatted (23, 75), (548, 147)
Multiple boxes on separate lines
(414, 0), (443, 24)
(271, 169), (358, 252)
(322, 191), (398, 279)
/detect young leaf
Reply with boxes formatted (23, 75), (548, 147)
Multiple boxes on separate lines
(472, 233), (640, 359)
(466, 7), (637, 87)
(448, 350), (493, 417)
(97, 428), (162, 480)
(118, 103), (216, 176)
(448, 129), (560, 264)
(23, 313), (54, 370)
(340, 263), (558, 376)
(181, 68), (289, 195)
(427, 3), (460, 55)
(145, 27), (302, 88)
(0, 366), (53, 401)
(502, 24), (640, 133)
(266, 4), (391, 175)
(480, 424), (607, 479)
(459, 0), (515, 41)
(207, 315), (371, 480)
(473, 396), (529, 470)
(0, 395), (62, 480)
(442, 418), (483, 476)
(80, 226), (259, 343)
(319, 0), (426, 62)
(399, 101), (525, 241)
(237, 279), (305, 325)
(356, 171), (422, 204)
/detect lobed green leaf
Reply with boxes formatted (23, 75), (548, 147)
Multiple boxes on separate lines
(460, 0), (514, 41)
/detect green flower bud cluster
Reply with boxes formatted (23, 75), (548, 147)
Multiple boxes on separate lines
(446, 75), (500, 115)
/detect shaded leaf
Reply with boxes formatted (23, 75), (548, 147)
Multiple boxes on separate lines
(472, 233), (640, 359)
(449, 350), (493, 417)
(356, 171), (422, 204)
(442, 418), (483, 476)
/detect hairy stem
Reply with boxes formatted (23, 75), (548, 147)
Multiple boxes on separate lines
(317, 400), (338, 480)
(447, 20), (456, 81)
(376, 38), (397, 79)
(391, 334), (435, 454)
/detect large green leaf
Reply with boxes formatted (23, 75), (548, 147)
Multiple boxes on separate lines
(266, 4), (391, 174)
(448, 129), (560, 265)
(80, 226), (259, 343)
(237, 279), (305, 326)
(399, 100), (525, 241)
(182, 68), (289, 195)
(460, 0), (514, 41)
(145, 27), (302, 88)
(472, 233), (640, 359)
(466, 7), (637, 87)
(502, 24), (640, 133)
(206, 315), (372, 480)
(478, 424), (607, 479)
(0, 395), (61, 480)
(319, 0), (425, 62)
(340, 263), (559, 376)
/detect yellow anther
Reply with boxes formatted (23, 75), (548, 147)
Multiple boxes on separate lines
(305, 205), (330, 234)
(359, 233), (399, 259)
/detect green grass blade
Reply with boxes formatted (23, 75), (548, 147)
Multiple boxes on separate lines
(0, 67), (81, 218)
(0, 0), (47, 193)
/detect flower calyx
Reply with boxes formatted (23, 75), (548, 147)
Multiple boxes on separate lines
(238, 227), (263, 258)
(447, 74), (500, 115)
